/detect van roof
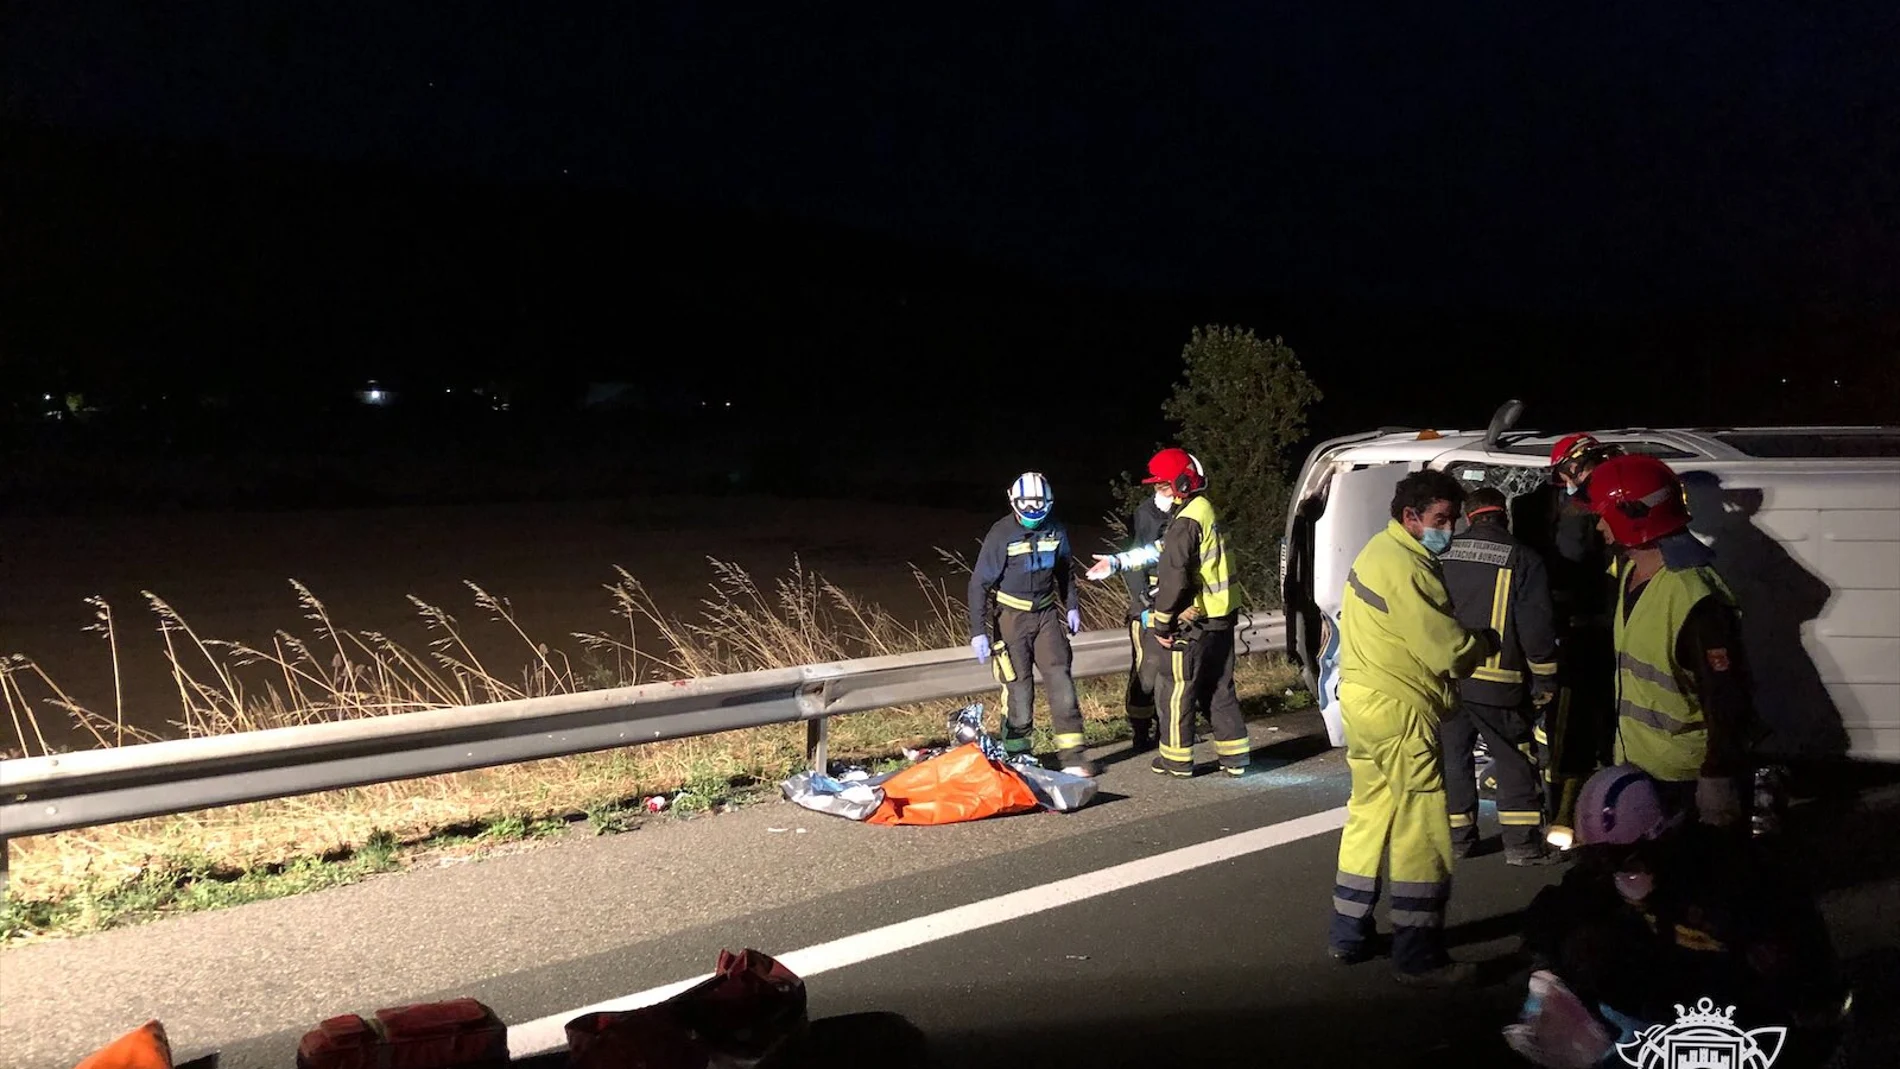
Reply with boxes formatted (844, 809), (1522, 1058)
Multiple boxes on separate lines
(1331, 425), (1900, 462)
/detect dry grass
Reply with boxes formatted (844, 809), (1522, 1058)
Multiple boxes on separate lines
(2, 550), (1302, 933)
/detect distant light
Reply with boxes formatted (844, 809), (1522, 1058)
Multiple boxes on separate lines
(724, 400), (732, 408)
(42, 393), (52, 401)
(365, 389), (387, 404)
(1833, 379), (1842, 387)
(1780, 378), (1788, 385)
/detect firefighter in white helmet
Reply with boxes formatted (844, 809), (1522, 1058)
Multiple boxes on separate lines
(968, 472), (1093, 776)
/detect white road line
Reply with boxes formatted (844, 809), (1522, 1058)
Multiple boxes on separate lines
(507, 804), (1349, 1058)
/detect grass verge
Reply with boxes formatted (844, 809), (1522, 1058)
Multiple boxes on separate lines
(2, 552), (1308, 944)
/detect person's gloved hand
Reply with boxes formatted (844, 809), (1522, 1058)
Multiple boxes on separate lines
(1696, 775), (1742, 827)
(1085, 555), (1117, 581)
(970, 635), (991, 665)
(1067, 608), (1083, 635)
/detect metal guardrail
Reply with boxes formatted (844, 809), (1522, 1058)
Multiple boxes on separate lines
(0, 614), (1286, 864)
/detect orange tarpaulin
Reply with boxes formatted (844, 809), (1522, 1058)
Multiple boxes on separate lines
(866, 743), (1040, 826)
(73, 1021), (171, 1069)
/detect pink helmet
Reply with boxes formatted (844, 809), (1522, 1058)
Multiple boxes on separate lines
(1575, 764), (1670, 846)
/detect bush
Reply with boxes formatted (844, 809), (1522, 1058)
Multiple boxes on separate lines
(1150, 326), (1321, 609)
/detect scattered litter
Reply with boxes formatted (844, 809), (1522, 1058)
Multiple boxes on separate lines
(1065, 955), (1090, 961)
(767, 827), (789, 834)
(1267, 726), (1281, 732)
(643, 795), (669, 813)
(795, 828), (808, 834)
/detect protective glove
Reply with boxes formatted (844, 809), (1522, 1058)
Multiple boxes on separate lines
(970, 635), (991, 665)
(1696, 775), (1742, 827)
(1085, 554), (1118, 581)
(1067, 608), (1083, 635)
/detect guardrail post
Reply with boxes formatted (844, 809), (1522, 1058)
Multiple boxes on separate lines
(806, 717), (829, 775)
(1, 836), (9, 899)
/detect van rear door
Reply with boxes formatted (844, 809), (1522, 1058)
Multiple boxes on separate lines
(1284, 463), (1411, 745)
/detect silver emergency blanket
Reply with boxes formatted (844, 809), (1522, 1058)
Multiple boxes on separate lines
(780, 770), (889, 821)
(1009, 761), (1099, 812)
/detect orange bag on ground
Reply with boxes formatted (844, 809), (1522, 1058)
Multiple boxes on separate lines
(73, 1021), (171, 1069)
(866, 743), (1040, 826)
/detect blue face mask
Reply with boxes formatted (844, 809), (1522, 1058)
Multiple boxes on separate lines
(1419, 527), (1454, 556)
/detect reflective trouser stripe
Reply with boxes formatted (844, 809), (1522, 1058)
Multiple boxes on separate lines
(1447, 812), (1475, 829)
(1163, 647), (1190, 763)
(1053, 732), (1087, 752)
(1127, 619), (1155, 718)
(1498, 810), (1544, 826)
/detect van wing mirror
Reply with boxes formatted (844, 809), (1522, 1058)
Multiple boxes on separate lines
(1483, 399), (1526, 450)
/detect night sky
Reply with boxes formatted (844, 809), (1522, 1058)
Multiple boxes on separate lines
(5, 2), (1898, 443)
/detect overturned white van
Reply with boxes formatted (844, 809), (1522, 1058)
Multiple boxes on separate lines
(1279, 403), (1900, 764)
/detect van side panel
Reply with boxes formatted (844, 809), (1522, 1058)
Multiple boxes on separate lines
(1681, 465), (1900, 762)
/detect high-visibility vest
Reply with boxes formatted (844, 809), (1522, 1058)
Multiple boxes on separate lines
(1176, 495), (1234, 619)
(1612, 561), (1737, 782)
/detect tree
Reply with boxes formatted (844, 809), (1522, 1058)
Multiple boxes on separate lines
(1158, 326), (1322, 608)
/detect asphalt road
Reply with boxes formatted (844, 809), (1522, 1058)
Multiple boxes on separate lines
(5, 712), (1896, 1068)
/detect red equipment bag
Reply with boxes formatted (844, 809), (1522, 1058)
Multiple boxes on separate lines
(295, 999), (506, 1069)
(565, 949), (808, 1069)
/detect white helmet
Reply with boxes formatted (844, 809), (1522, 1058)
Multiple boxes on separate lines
(1009, 472), (1053, 528)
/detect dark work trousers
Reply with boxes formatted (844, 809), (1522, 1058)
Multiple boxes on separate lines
(1443, 698), (1545, 854)
(1547, 625), (1616, 824)
(1153, 625), (1249, 774)
(1124, 617), (1160, 723)
(991, 605), (1086, 765)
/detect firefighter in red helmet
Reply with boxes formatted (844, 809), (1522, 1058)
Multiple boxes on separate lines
(1588, 453), (1756, 830)
(1542, 433), (1627, 826)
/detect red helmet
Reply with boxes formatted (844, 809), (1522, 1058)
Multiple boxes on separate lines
(1143, 447), (1205, 493)
(1587, 454), (1691, 546)
(1550, 433), (1602, 469)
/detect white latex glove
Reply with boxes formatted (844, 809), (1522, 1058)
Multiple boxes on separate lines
(970, 635), (991, 665)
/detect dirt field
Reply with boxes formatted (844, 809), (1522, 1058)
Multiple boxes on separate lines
(2, 497), (1114, 746)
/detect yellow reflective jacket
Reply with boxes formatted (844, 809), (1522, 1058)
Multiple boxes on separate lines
(1339, 520), (1492, 715)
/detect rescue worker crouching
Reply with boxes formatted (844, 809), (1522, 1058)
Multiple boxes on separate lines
(968, 472), (1095, 777)
(1585, 453), (1756, 830)
(1518, 765), (1849, 1068)
(1328, 470), (1499, 985)
(1439, 487), (1564, 866)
